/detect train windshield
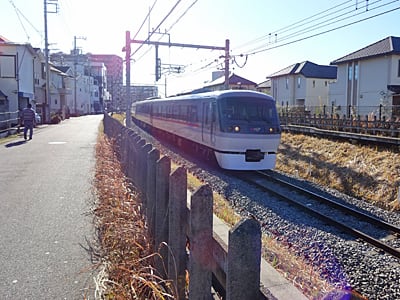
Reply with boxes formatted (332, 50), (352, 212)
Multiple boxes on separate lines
(218, 96), (280, 133)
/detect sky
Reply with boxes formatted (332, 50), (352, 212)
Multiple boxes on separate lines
(1, 0), (400, 96)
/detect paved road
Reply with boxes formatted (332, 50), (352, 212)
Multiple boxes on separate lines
(0, 115), (103, 299)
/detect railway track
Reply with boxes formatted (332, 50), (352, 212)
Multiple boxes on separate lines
(233, 170), (400, 260)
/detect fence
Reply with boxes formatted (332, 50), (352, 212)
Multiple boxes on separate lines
(278, 104), (400, 138)
(103, 113), (269, 299)
(0, 111), (19, 135)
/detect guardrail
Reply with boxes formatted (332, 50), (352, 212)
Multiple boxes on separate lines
(0, 111), (20, 135)
(103, 113), (269, 299)
(278, 104), (400, 138)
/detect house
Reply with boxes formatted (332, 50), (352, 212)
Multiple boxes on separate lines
(329, 36), (400, 118)
(256, 79), (271, 95)
(203, 73), (257, 91)
(0, 40), (36, 114)
(268, 61), (337, 107)
(51, 52), (110, 114)
(33, 49), (74, 122)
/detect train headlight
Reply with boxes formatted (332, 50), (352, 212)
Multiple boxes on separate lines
(269, 127), (274, 133)
(234, 126), (240, 132)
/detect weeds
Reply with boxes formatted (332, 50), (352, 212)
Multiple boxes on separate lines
(93, 134), (175, 299)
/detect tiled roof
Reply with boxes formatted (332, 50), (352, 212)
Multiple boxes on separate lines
(330, 36), (400, 65)
(0, 35), (11, 42)
(257, 79), (271, 88)
(268, 61), (337, 79)
(205, 73), (257, 87)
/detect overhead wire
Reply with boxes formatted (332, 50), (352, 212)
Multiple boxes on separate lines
(235, 0), (354, 51)
(132, 0), (208, 81)
(8, 0), (43, 42)
(249, 0), (389, 53)
(132, 0), (158, 41)
(248, 5), (400, 56)
(232, 0), (399, 58)
(131, 0), (183, 58)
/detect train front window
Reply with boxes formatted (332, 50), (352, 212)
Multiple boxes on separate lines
(219, 97), (280, 133)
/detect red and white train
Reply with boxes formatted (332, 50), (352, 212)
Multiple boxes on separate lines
(131, 90), (281, 170)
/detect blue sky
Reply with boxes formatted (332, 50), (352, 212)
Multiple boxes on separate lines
(1, 0), (399, 95)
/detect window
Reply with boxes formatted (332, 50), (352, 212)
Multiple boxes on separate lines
(285, 78), (289, 89)
(297, 77), (301, 88)
(354, 64), (359, 80)
(398, 60), (400, 77)
(348, 65), (353, 80)
(0, 55), (16, 78)
(312, 80), (316, 88)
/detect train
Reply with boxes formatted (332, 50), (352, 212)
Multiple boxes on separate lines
(131, 90), (281, 170)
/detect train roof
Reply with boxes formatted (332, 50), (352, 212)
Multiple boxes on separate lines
(133, 89), (275, 105)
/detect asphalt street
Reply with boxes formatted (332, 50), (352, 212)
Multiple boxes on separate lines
(0, 115), (103, 299)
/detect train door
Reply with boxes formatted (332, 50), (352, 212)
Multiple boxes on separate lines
(202, 101), (216, 145)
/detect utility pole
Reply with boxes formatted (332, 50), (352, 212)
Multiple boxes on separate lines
(124, 31), (132, 127)
(224, 39), (230, 90)
(73, 36), (86, 115)
(43, 0), (58, 123)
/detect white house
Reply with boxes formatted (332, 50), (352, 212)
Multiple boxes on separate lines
(268, 61), (337, 109)
(0, 39), (36, 113)
(329, 36), (400, 118)
(58, 64), (99, 116)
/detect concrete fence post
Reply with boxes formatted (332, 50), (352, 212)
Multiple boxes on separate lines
(146, 148), (160, 239)
(121, 128), (129, 172)
(188, 184), (213, 299)
(168, 167), (188, 300)
(127, 132), (137, 181)
(134, 138), (145, 186)
(154, 156), (171, 279)
(226, 218), (261, 300)
(139, 143), (152, 195)
(131, 135), (141, 181)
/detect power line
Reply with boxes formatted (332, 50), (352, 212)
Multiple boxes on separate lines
(8, 0), (43, 42)
(132, 0), (159, 41)
(165, 0), (198, 32)
(234, 0), (394, 55)
(132, 0), (201, 73)
(235, 0), (354, 51)
(131, 0), (183, 58)
(246, 5), (400, 56)
(273, 0), (396, 46)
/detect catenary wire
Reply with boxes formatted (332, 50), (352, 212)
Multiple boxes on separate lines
(131, 0), (183, 58)
(234, 0), (354, 51)
(247, 5), (400, 56)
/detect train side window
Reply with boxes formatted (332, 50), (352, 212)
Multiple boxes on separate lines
(189, 105), (198, 122)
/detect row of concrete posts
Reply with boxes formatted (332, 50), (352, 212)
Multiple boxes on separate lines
(103, 114), (267, 299)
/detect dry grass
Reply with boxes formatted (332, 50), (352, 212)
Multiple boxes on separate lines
(276, 132), (400, 211)
(93, 135), (176, 299)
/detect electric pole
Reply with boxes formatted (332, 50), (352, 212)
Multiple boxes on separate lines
(124, 31), (132, 127)
(73, 36), (86, 115)
(43, 0), (58, 123)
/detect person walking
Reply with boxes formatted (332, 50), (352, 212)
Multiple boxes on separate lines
(21, 103), (36, 140)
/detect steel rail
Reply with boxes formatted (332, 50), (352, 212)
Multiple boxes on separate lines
(235, 171), (400, 260)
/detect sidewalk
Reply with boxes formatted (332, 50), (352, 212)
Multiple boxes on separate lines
(0, 115), (102, 299)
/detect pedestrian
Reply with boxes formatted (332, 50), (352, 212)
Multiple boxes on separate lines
(21, 103), (36, 140)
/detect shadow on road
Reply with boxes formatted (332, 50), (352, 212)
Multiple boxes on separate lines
(5, 140), (27, 148)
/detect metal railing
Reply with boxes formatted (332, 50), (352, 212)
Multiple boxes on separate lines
(278, 104), (400, 137)
(0, 111), (20, 134)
